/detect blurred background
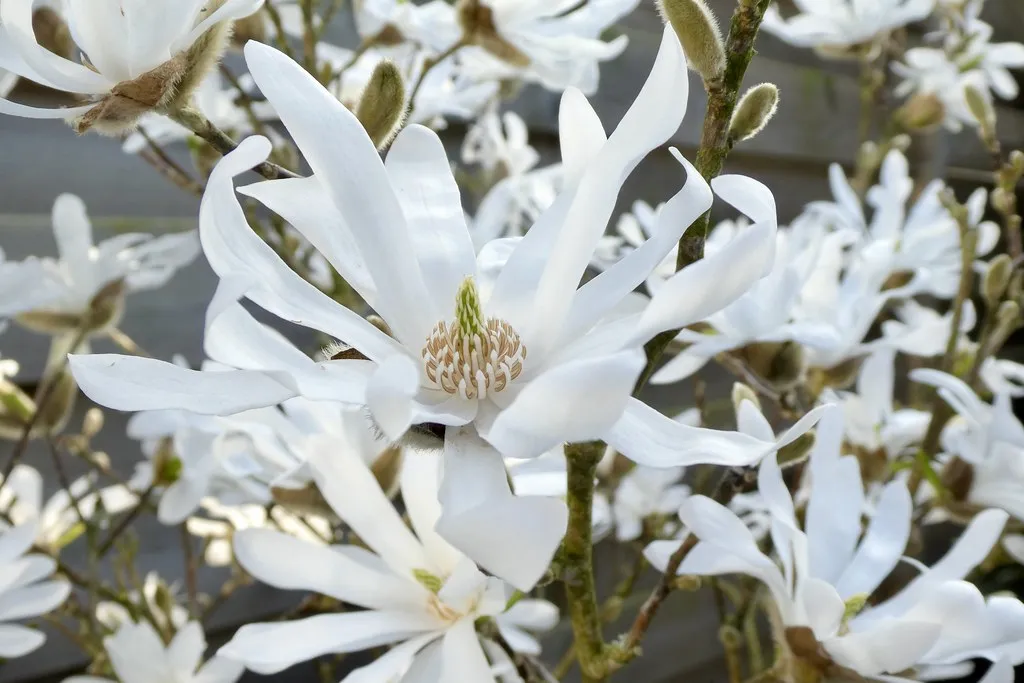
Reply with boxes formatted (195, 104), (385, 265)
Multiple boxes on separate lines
(1, 0), (1023, 681)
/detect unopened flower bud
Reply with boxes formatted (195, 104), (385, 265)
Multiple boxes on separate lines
(731, 382), (761, 414)
(153, 439), (182, 485)
(895, 92), (945, 132)
(990, 300), (1021, 350)
(983, 254), (1013, 307)
(729, 83), (780, 143)
(856, 141), (880, 172)
(36, 370), (78, 437)
(673, 575), (701, 591)
(991, 187), (1015, 216)
(0, 380), (35, 428)
(87, 279), (127, 333)
(1010, 150), (1024, 176)
(965, 84), (996, 137)
(231, 9), (268, 49)
(356, 60), (407, 150)
(657, 0), (726, 83)
(82, 408), (105, 439)
(890, 134), (912, 152)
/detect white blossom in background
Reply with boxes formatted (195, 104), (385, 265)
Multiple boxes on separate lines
(648, 406), (1024, 680)
(612, 466), (689, 542)
(219, 441), (558, 680)
(355, 0), (460, 52)
(762, 0), (935, 54)
(880, 299), (976, 357)
(9, 194), (199, 348)
(0, 522), (70, 658)
(913, 369), (1024, 521)
(0, 0), (264, 121)
(0, 248), (62, 319)
(457, 0), (640, 94)
(894, 16), (1024, 131)
(71, 29), (833, 590)
(464, 106), (564, 246)
(65, 620), (243, 683)
(186, 498), (331, 567)
(95, 572), (189, 634)
(828, 348), (930, 458)
(123, 73), (252, 154)
(0, 465), (136, 552)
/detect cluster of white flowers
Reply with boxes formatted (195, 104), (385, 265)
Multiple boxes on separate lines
(0, 0), (1022, 682)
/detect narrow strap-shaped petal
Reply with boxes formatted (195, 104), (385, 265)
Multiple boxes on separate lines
(832, 478), (911, 599)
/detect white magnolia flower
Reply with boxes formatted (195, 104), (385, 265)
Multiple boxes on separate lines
(0, 248), (62, 319)
(651, 220), (842, 384)
(895, 17), (1024, 130)
(457, 0), (640, 94)
(612, 466), (689, 542)
(220, 441), (558, 680)
(762, 0), (934, 52)
(0, 0), (263, 121)
(464, 106), (564, 246)
(649, 406), (1024, 679)
(913, 369), (1024, 521)
(880, 299), (976, 358)
(123, 73), (251, 154)
(979, 358), (1024, 398)
(72, 29), (826, 590)
(10, 194), (199, 341)
(0, 464), (136, 552)
(830, 348), (929, 457)
(65, 620), (243, 683)
(95, 571), (189, 634)
(0, 522), (71, 658)
(355, 0), (459, 52)
(186, 499), (331, 567)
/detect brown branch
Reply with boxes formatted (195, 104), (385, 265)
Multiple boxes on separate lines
(171, 108), (299, 181)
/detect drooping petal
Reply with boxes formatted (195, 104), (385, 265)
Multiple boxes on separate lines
(482, 349), (644, 460)
(68, 354), (297, 414)
(233, 528), (428, 611)
(218, 612), (439, 675)
(436, 428), (567, 592)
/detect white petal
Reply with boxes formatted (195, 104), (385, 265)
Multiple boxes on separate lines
(978, 659), (1014, 683)
(366, 355), (420, 442)
(0, 97), (94, 119)
(219, 612), (438, 674)
(0, 624), (44, 657)
(68, 354), (297, 414)
(558, 88), (606, 184)
(436, 428), (567, 592)
(483, 349), (644, 460)
(168, 622), (205, 678)
(0, 580), (69, 621)
(340, 633), (439, 683)
(306, 436), (430, 577)
(400, 453), (463, 577)
(242, 41), (433, 346)
(800, 577), (845, 637)
(806, 455), (864, 585)
(200, 136), (402, 362)
(385, 125), (477, 312)
(440, 619), (493, 683)
(833, 479), (911, 599)
(824, 621), (941, 677)
(193, 656), (245, 683)
(234, 529), (427, 610)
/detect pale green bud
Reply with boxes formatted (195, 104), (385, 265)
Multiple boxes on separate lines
(731, 382), (761, 414)
(965, 84), (996, 137)
(983, 254), (1013, 307)
(990, 300), (1021, 350)
(729, 83), (780, 143)
(656, 0), (725, 84)
(356, 60), (407, 150)
(896, 92), (945, 132)
(82, 407), (104, 439)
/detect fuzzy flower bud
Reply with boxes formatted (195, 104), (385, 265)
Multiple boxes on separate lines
(896, 92), (945, 133)
(965, 84), (996, 140)
(983, 254), (1013, 307)
(729, 83), (780, 143)
(355, 60), (408, 150)
(656, 0), (725, 84)
(82, 408), (105, 439)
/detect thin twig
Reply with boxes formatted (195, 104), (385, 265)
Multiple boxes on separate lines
(96, 484), (156, 556)
(171, 109), (299, 181)
(138, 129), (203, 196)
(407, 39), (468, 111)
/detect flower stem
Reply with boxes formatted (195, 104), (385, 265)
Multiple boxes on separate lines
(171, 108), (299, 181)
(562, 440), (608, 683)
(637, 0), (772, 392)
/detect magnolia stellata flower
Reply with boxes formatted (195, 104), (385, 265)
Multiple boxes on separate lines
(356, 0), (461, 52)
(912, 369), (1024, 521)
(880, 299), (977, 358)
(828, 348), (929, 458)
(894, 17), (1024, 130)
(71, 28), (820, 589)
(455, 0), (640, 94)
(0, 464), (136, 552)
(94, 571), (190, 634)
(762, 0), (935, 54)
(11, 194), (199, 342)
(649, 406), (1024, 679)
(219, 443), (558, 680)
(464, 106), (564, 246)
(0, 248), (61, 319)
(0, 522), (70, 658)
(65, 620), (243, 683)
(612, 466), (689, 542)
(123, 73), (251, 154)
(0, 0), (264, 131)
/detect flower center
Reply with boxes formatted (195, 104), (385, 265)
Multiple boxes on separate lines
(421, 277), (526, 400)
